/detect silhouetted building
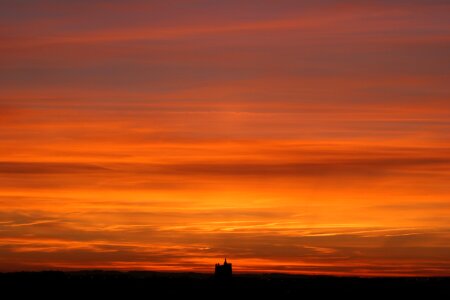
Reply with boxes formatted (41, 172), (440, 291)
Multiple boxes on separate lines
(215, 258), (232, 278)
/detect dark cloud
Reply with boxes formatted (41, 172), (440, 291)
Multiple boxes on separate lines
(0, 162), (109, 174)
(1, 154), (448, 177)
(140, 157), (450, 177)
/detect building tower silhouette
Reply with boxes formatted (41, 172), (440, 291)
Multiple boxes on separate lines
(215, 258), (232, 278)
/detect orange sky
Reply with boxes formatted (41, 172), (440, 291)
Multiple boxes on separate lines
(0, 0), (449, 276)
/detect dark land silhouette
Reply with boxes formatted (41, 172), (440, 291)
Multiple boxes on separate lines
(1, 269), (449, 298)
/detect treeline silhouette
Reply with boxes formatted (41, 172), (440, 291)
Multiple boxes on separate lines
(0, 271), (448, 298)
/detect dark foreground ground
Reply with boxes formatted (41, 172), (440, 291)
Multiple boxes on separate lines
(1, 271), (449, 298)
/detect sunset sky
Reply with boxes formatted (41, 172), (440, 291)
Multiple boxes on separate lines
(1, 0), (449, 276)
